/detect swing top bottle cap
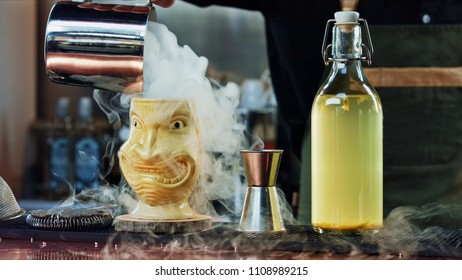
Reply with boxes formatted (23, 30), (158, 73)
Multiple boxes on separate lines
(335, 11), (359, 24)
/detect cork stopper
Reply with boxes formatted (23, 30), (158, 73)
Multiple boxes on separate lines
(334, 11), (359, 24)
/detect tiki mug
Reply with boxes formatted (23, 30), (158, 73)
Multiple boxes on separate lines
(118, 98), (201, 220)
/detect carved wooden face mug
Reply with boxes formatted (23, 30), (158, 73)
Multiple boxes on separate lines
(118, 98), (201, 219)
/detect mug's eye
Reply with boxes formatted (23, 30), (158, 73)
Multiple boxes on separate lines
(170, 120), (185, 130)
(132, 118), (142, 128)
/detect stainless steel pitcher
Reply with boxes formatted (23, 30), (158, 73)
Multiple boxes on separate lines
(45, 0), (156, 93)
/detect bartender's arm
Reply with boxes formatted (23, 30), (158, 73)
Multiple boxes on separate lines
(177, 0), (274, 11)
(150, 0), (176, 8)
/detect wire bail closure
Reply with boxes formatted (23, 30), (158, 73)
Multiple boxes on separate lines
(321, 18), (374, 66)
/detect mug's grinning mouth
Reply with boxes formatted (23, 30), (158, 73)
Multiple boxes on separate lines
(132, 163), (188, 184)
(131, 163), (185, 177)
(120, 153), (193, 188)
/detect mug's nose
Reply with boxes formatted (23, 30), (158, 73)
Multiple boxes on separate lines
(135, 129), (157, 160)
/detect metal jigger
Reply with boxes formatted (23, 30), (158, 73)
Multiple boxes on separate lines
(238, 149), (285, 233)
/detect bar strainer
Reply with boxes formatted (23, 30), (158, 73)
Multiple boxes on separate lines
(0, 177), (25, 221)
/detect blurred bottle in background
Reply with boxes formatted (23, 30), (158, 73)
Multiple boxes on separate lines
(46, 97), (73, 200)
(22, 95), (114, 201)
(74, 97), (101, 193)
(238, 70), (278, 149)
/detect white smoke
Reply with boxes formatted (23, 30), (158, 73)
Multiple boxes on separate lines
(140, 22), (246, 216)
(142, 22), (243, 155)
(89, 21), (297, 226)
(95, 22), (249, 217)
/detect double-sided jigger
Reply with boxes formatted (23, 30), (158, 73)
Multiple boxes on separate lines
(238, 149), (285, 233)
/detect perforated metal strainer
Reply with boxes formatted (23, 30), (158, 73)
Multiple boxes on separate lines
(0, 177), (25, 221)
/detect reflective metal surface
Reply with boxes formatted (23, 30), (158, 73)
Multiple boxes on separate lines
(238, 186), (285, 233)
(45, 1), (156, 93)
(1, 218), (462, 260)
(239, 150), (285, 233)
(240, 149), (283, 187)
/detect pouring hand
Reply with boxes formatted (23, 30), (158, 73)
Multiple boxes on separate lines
(150, 0), (175, 8)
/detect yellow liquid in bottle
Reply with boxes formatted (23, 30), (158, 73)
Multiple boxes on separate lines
(311, 93), (383, 232)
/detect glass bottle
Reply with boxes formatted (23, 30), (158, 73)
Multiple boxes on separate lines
(74, 97), (101, 193)
(47, 97), (73, 200)
(311, 11), (383, 233)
